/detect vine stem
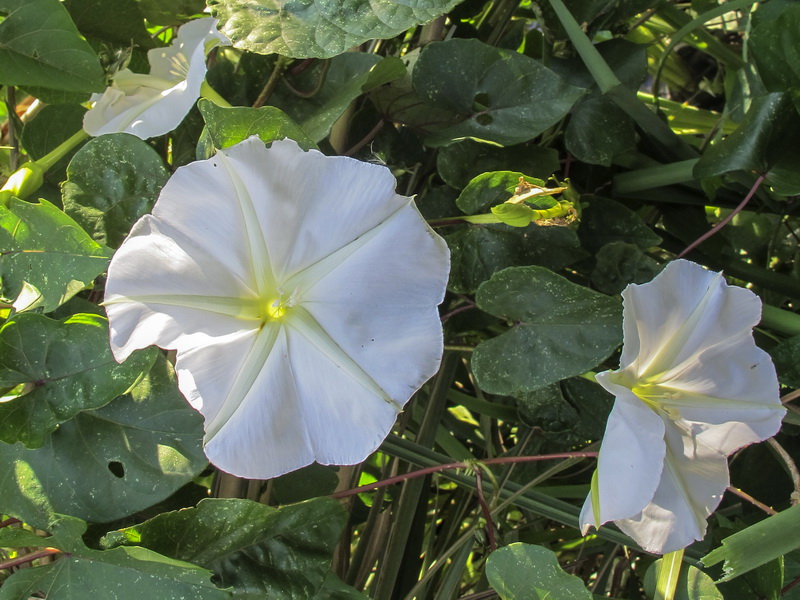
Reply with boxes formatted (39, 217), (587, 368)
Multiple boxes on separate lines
(767, 437), (800, 506)
(0, 548), (60, 570)
(330, 452), (598, 499)
(726, 486), (777, 515)
(678, 173), (765, 258)
(253, 56), (290, 108)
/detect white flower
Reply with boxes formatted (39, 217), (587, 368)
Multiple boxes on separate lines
(83, 18), (229, 139)
(580, 259), (785, 554)
(103, 137), (450, 478)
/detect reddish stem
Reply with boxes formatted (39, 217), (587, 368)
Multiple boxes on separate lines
(330, 452), (597, 499)
(474, 468), (497, 551)
(0, 518), (20, 528)
(678, 173), (766, 258)
(0, 548), (60, 570)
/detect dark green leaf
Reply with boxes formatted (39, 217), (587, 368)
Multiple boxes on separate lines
(703, 504), (800, 582)
(412, 39), (585, 146)
(486, 543), (592, 599)
(313, 573), (370, 600)
(591, 242), (661, 295)
(63, 0), (156, 48)
(0, 313), (156, 448)
(0, 0), (105, 92)
(198, 99), (316, 155)
(104, 497), (347, 599)
(133, 0), (206, 24)
(0, 198), (112, 312)
(770, 335), (800, 387)
(209, 0), (463, 58)
(437, 140), (560, 189)
(271, 463), (340, 504)
(472, 266), (622, 395)
(578, 196), (662, 254)
(20, 104), (88, 183)
(62, 133), (169, 248)
(694, 92), (800, 195)
(749, 5), (800, 93)
(565, 95), (636, 166)
(446, 224), (586, 294)
(0, 515), (230, 600)
(0, 355), (207, 527)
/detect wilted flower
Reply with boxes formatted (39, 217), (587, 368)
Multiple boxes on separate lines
(580, 259), (785, 554)
(104, 136), (450, 478)
(83, 18), (229, 139)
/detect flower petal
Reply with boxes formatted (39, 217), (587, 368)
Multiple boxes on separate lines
(655, 344), (784, 455)
(104, 215), (259, 361)
(218, 138), (415, 283)
(580, 376), (666, 531)
(83, 18), (228, 139)
(291, 200), (448, 402)
(619, 259), (761, 382)
(615, 421), (729, 554)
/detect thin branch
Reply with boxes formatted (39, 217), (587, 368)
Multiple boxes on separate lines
(253, 56), (289, 108)
(767, 437), (800, 505)
(0, 548), (60, 570)
(726, 486), (777, 516)
(678, 174), (765, 258)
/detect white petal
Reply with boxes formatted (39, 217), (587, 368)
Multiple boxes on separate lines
(580, 376), (666, 530)
(654, 344), (784, 455)
(619, 260), (761, 380)
(615, 421), (729, 554)
(290, 200), (448, 402)
(218, 138), (414, 283)
(104, 215), (259, 361)
(83, 18), (228, 139)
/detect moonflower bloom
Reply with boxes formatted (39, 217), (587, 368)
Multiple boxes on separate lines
(580, 259), (785, 554)
(83, 18), (230, 139)
(104, 136), (449, 478)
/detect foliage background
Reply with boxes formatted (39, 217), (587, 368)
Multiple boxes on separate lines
(0, 0), (799, 598)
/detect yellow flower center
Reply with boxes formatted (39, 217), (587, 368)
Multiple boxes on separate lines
(631, 381), (682, 420)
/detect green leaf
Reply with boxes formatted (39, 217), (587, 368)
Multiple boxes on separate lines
(62, 133), (169, 248)
(749, 4), (800, 93)
(104, 497), (347, 599)
(312, 573), (370, 600)
(0, 355), (207, 528)
(643, 559), (723, 600)
(412, 39), (585, 146)
(486, 543), (592, 600)
(591, 242), (661, 295)
(693, 92), (800, 195)
(703, 504), (800, 582)
(0, 198), (112, 313)
(456, 171), (542, 215)
(578, 196), (662, 254)
(769, 335), (800, 387)
(472, 266), (622, 395)
(437, 140), (560, 189)
(565, 95), (636, 166)
(0, 515), (230, 600)
(0, 313), (156, 448)
(271, 54), (403, 142)
(198, 99), (316, 155)
(209, 0), (463, 58)
(493, 203), (535, 227)
(271, 463), (340, 504)
(0, 0), (105, 92)
(62, 0), (156, 48)
(133, 0), (206, 24)
(20, 104), (88, 183)
(446, 224), (586, 294)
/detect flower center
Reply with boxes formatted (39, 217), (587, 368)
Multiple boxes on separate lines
(631, 382), (682, 420)
(260, 289), (299, 323)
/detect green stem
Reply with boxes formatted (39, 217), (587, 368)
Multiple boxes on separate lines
(547, 0), (619, 93)
(36, 129), (89, 172)
(613, 159), (698, 193)
(761, 305), (800, 338)
(200, 81), (232, 108)
(655, 548), (685, 600)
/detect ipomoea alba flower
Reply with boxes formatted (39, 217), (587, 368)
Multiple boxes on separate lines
(103, 136), (450, 478)
(83, 18), (229, 139)
(580, 259), (785, 554)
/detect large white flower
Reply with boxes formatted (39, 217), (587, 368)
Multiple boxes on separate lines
(103, 137), (450, 478)
(580, 259), (785, 554)
(83, 18), (229, 139)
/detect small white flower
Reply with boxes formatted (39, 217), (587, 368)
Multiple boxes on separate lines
(580, 259), (785, 554)
(104, 137), (450, 478)
(83, 18), (229, 139)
